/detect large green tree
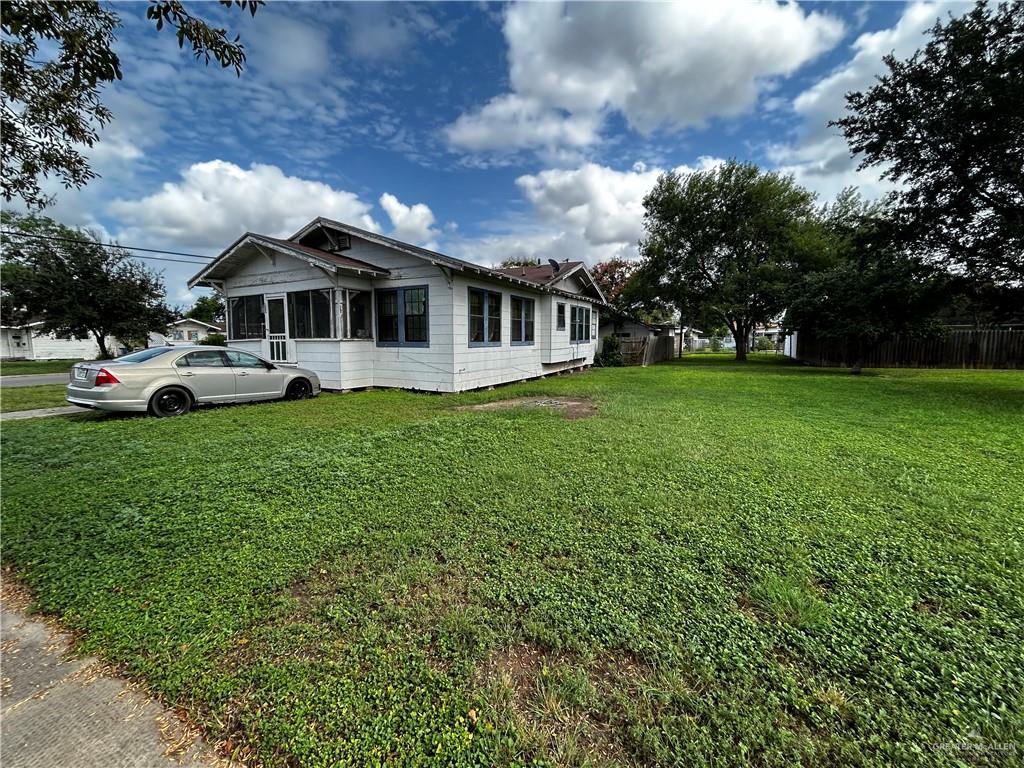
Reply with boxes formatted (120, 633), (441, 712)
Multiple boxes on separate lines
(637, 160), (825, 361)
(1, 212), (175, 358)
(590, 257), (639, 311)
(833, 0), (1024, 290)
(1, 0), (261, 209)
(186, 294), (225, 325)
(783, 190), (950, 374)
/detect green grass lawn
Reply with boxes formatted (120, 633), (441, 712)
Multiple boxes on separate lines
(2, 359), (1021, 767)
(0, 384), (70, 413)
(0, 358), (81, 376)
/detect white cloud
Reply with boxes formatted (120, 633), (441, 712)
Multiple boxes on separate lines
(109, 160), (379, 249)
(247, 12), (332, 85)
(450, 157), (724, 266)
(379, 192), (440, 249)
(343, 3), (454, 61)
(448, 0), (844, 154)
(768, 2), (970, 200)
(445, 94), (603, 154)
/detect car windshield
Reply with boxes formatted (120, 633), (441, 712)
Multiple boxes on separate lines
(113, 347), (176, 363)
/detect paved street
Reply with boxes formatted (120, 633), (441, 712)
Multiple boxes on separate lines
(0, 374), (69, 388)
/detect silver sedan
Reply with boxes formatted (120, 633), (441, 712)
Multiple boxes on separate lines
(66, 346), (321, 417)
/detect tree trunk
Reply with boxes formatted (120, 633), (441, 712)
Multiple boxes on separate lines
(734, 323), (748, 361)
(849, 336), (862, 374)
(93, 331), (110, 360)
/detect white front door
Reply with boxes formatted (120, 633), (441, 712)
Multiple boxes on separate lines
(266, 296), (289, 362)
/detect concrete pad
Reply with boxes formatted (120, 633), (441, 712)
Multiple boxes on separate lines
(1, 406), (83, 421)
(1, 598), (214, 768)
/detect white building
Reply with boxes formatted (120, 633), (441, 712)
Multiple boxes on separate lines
(188, 218), (606, 392)
(149, 318), (223, 347)
(0, 322), (116, 360)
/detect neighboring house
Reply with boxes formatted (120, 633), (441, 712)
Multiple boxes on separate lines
(597, 312), (657, 349)
(0, 321), (117, 360)
(187, 218), (606, 392)
(682, 327), (706, 351)
(149, 318), (224, 347)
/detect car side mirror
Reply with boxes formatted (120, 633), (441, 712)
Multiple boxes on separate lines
(265, 363), (276, 370)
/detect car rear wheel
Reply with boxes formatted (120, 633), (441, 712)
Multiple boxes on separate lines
(285, 378), (313, 400)
(149, 386), (192, 417)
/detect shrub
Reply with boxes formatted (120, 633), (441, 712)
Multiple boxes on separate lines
(199, 333), (227, 346)
(755, 335), (774, 352)
(596, 335), (624, 367)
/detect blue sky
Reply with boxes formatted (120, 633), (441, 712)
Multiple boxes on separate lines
(36, 1), (965, 306)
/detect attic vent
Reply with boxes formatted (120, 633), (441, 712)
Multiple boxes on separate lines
(324, 232), (352, 252)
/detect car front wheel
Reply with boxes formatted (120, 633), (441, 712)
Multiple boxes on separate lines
(149, 386), (192, 417)
(285, 378), (313, 400)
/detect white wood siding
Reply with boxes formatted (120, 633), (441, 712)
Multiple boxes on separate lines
(217, 236), (599, 392)
(452, 276), (594, 390)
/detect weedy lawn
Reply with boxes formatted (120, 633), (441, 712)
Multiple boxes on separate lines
(0, 358), (80, 376)
(0, 384), (69, 413)
(2, 357), (1021, 767)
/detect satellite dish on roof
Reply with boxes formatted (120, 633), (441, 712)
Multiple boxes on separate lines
(548, 258), (561, 275)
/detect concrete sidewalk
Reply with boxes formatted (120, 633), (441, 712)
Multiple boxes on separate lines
(1, 585), (214, 768)
(1, 406), (82, 422)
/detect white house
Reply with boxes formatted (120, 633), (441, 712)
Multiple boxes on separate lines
(149, 318), (223, 347)
(187, 218), (606, 392)
(0, 321), (116, 360)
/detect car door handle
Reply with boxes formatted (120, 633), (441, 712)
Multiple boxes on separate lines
(238, 371), (249, 376)
(180, 371), (195, 377)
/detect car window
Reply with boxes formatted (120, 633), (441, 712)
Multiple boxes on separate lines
(225, 350), (267, 368)
(177, 350), (229, 368)
(114, 347), (175, 363)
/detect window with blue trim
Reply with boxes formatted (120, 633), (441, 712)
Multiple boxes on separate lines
(376, 286), (429, 346)
(570, 305), (592, 342)
(511, 296), (535, 345)
(469, 288), (501, 346)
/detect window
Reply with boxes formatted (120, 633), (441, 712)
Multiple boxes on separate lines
(570, 305), (592, 343)
(228, 295), (264, 339)
(404, 287), (428, 343)
(115, 347), (175, 363)
(556, 303), (566, 331)
(225, 350), (268, 368)
(469, 288), (501, 346)
(376, 286), (429, 346)
(172, 330), (184, 340)
(287, 289), (333, 338)
(510, 296), (535, 345)
(345, 290), (371, 339)
(176, 350), (228, 368)
(187, 330), (200, 341)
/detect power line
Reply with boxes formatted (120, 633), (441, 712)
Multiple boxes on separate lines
(0, 230), (216, 264)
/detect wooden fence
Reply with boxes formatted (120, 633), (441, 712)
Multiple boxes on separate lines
(619, 335), (677, 366)
(794, 329), (1024, 369)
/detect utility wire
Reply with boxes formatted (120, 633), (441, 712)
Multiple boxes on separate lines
(0, 230), (215, 264)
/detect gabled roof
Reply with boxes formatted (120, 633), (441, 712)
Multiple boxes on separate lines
(191, 218), (607, 304)
(170, 318), (222, 330)
(188, 233), (390, 288)
(494, 261), (584, 285)
(294, 218), (607, 303)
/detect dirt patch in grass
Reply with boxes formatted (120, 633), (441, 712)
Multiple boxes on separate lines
(457, 397), (597, 420)
(476, 642), (643, 766)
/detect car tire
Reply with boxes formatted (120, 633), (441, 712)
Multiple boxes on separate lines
(149, 386), (192, 417)
(285, 378), (313, 400)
